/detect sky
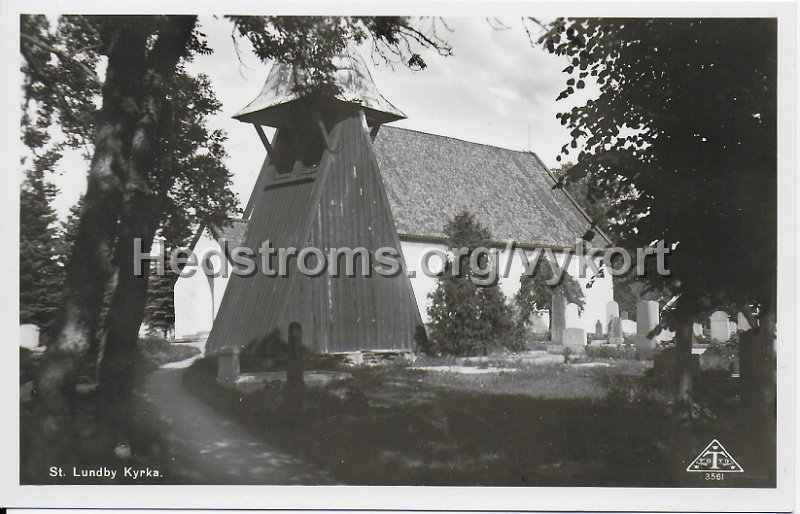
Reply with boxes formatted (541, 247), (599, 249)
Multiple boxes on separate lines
(48, 16), (597, 220)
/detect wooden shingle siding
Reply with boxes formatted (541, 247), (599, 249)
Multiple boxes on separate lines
(206, 111), (421, 355)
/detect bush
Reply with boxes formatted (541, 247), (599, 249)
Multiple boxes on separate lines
(699, 339), (738, 375)
(426, 212), (523, 356)
(586, 345), (636, 360)
(414, 324), (433, 356)
(514, 255), (585, 326)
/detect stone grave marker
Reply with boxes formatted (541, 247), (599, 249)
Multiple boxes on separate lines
(606, 301), (620, 330)
(737, 312), (752, 332)
(551, 293), (567, 343)
(637, 300), (659, 335)
(217, 347), (240, 387)
(621, 319), (637, 335)
(710, 311), (731, 342)
(19, 324), (40, 349)
(563, 327), (587, 352)
(529, 311), (550, 333)
(284, 321), (307, 410)
(608, 317), (624, 345)
(634, 300), (659, 350)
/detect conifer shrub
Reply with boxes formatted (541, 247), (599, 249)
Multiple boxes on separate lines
(425, 212), (523, 356)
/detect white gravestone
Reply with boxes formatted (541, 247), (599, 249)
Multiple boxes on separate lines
(19, 324), (40, 349)
(637, 300), (659, 335)
(710, 311), (731, 342)
(635, 300), (659, 350)
(737, 312), (752, 332)
(693, 323), (704, 336)
(621, 319), (637, 335)
(529, 311), (550, 334)
(606, 301), (620, 331)
(608, 317), (624, 345)
(563, 327), (587, 351)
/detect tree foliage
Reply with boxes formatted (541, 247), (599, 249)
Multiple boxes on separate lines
(550, 161), (655, 320)
(539, 18), (776, 321)
(538, 18), (777, 459)
(20, 15), (453, 458)
(551, 161), (615, 240)
(22, 17), (239, 251)
(19, 165), (64, 338)
(514, 255), (584, 326)
(427, 212), (521, 356)
(229, 16), (452, 96)
(22, 16), (240, 353)
(143, 259), (176, 339)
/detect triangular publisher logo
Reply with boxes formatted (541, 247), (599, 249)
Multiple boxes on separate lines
(686, 439), (743, 472)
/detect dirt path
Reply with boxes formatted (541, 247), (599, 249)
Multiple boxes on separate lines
(139, 362), (336, 484)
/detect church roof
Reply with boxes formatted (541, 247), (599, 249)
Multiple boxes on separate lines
(211, 127), (607, 250)
(209, 219), (248, 249)
(372, 126), (609, 248)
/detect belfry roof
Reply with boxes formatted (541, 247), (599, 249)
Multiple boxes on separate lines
(233, 48), (406, 127)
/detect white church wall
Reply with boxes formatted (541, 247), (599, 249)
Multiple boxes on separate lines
(399, 240), (613, 334)
(173, 230), (233, 340)
(503, 248), (613, 334)
(398, 240), (442, 324)
(174, 236), (614, 342)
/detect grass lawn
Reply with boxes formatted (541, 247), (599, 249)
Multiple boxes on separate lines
(184, 352), (774, 487)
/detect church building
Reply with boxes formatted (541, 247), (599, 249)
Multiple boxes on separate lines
(173, 49), (613, 355)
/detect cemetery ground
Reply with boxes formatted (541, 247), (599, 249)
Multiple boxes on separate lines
(180, 345), (773, 487)
(20, 337), (774, 487)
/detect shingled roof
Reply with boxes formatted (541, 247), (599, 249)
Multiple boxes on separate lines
(209, 128), (606, 250)
(372, 126), (608, 248)
(209, 219), (248, 249)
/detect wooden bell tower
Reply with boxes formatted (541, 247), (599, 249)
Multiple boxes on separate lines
(205, 49), (422, 355)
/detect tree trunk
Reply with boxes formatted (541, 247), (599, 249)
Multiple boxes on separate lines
(673, 310), (695, 410)
(667, 296), (699, 483)
(93, 15), (198, 446)
(741, 304), (777, 484)
(759, 307), (777, 485)
(35, 21), (149, 437)
(97, 202), (158, 399)
(96, 197), (159, 448)
(32, 16), (197, 464)
(283, 322), (307, 413)
(671, 296), (699, 427)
